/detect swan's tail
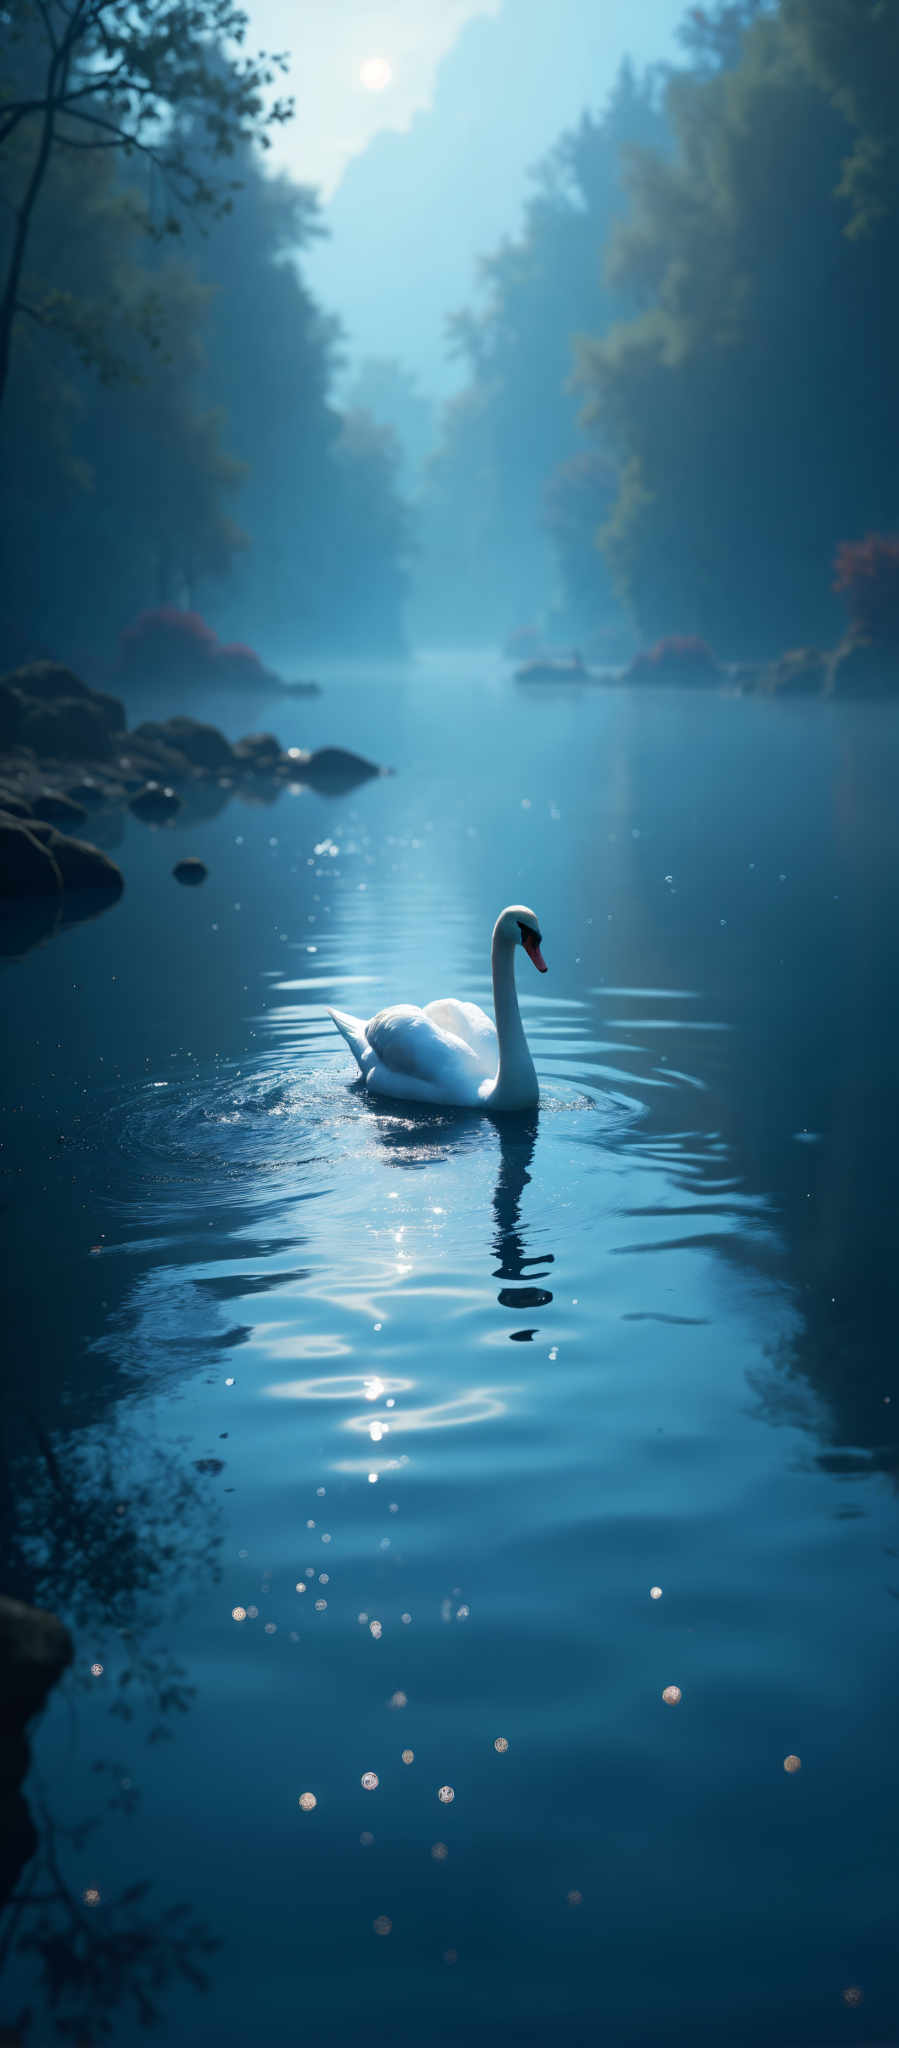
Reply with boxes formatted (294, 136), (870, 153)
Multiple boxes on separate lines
(327, 1007), (369, 1073)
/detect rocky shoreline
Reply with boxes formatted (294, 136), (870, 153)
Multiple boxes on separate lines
(0, 661), (388, 952)
(0, 1595), (73, 1907)
(514, 632), (899, 694)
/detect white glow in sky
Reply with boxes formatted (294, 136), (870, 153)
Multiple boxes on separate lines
(246, 0), (500, 196)
(359, 56), (393, 92)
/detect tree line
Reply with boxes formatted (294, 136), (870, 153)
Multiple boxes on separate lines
(411, 0), (899, 660)
(0, 0), (409, 673)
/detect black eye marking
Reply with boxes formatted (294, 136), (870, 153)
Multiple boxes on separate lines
(518, 921), (542, 947)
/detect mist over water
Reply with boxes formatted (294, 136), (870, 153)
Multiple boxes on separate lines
(3, 663), (899, 2043)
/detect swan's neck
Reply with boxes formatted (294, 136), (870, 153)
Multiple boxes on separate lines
(491, 930), (538, 1109)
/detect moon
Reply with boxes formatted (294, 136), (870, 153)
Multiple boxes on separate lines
(359, 56), (393, 92)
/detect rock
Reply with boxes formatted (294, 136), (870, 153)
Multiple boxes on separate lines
(133, 716), (235, 771)
(0, 682), (21, 748)
(129, 781), (182, 822)
(828, 634), (899, 696)
(1, 661), (126, 761)
(66, 777), (108, 808)
(0, 1596), (74, 1909)
(728, 661), (764, 691)
(126, 736), (194, 781)
(760, 647), (829, 694)
(26, 824), (124, 894)
(1, 659), (92, 702)
(31, 787), (88, 826)
(515, 655), (590, 682)
(0, 817), (63, 896)
(234, 732), (282, 767)
(173, 857), (208, 885)
(0, 787), (33, 820)
(288, 745), (384, 795)
(0, 895), (61, 959)
(18, 695), (118, 761)
(0, 1596), (74, 1722)
(627, 636), (721, 684)
(90, 688), (127, 735)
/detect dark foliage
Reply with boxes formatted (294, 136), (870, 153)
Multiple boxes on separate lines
(0, 74), (410, 671)
(579, 2), (899, 656)
(118, 607), (276, 690)
(410, 62), (668, 645)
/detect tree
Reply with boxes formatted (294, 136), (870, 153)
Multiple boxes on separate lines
(676, 1), (773, 74)
(578, 4), (899, 655)
(410, 62), (668, 644)
(0, 0), (292, 411)
(344, 358), (437, 498)
(781, 0), (899, 235)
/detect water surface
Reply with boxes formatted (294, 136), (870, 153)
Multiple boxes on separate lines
(2, 660), (899, 2044)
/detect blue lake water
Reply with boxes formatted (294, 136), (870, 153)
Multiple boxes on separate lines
(2, 658), (899, 2044)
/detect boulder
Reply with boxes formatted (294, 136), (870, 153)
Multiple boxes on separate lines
(0, 1596), (74, 1723)
(173, 857), (208, 885)
(828, 634), (899, 697)
(0, 817), (63, 896)
(133, 716), (235, 771)
(1, 659), (92, 702)
(289, 745), (384, 795)
(0, 786), (33, 820)
(0, 682), (21, 748)
(125, 736), (193, 781)
(129, 781), (181, 821)
(26, 823), (124, 894)
(31, 788), (88, 827)
(760, 647), (829, 695)
(0, 895), (61, 959)
(66, 777), (109, 808)
(89, 688), (127, 735)
(0, 1596), (74, 1909)
(18, 695), (118, 761)
(234, 732), (282, 767)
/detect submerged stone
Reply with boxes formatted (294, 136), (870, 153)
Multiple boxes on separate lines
(129, 782), (182, 822)
(0, 816), (63, 896)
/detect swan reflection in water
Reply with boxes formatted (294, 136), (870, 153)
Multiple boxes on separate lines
(369, 1107), (554, 1337)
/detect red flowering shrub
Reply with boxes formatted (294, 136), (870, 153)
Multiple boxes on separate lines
(627, 634), (720, 681)
(119, 609), (279, 689)
(119, 608), (218, 681)
(215, 641), (270, 684)
(833, 535), (899, 644)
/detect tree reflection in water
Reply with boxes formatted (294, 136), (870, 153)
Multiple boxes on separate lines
(1, 1796), (219, 2043)
(0, 1416), (223, 2040)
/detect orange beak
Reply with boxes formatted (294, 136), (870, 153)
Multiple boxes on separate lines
(523, 931), (547, 973)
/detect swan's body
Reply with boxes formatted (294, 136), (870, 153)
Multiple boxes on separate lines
(327, 905), (547, 1111)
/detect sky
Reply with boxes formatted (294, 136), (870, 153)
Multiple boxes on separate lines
(247, 0), (502, 198)
(245, 0), (687, 396)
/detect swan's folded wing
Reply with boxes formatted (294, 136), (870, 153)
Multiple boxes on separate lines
(366, 1004), (486, 1085)
(423, 999), (497, 1078)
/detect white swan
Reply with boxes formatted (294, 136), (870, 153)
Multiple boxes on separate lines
(327, 905), (547, 1111)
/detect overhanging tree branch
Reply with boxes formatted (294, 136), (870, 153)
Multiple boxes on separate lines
(0, 0), (293, 411)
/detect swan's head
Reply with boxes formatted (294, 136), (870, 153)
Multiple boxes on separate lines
(495, 904), (547, 973)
